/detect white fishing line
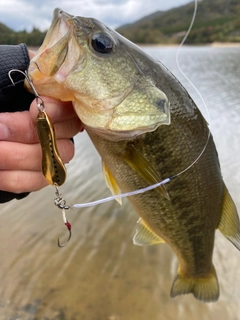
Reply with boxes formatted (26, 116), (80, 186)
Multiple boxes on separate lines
(71, 178), (171, 209)
(174, 0), (211, 177)
(58, 0), (210, 211)
(176, 0), (211, 130)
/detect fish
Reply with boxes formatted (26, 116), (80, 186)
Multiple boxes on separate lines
(25, 8), (240, 302)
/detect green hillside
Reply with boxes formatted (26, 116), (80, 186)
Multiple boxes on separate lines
(116, 0), (240, 44)
(0, 0), (240, 45)
(0, 24), (46, 46)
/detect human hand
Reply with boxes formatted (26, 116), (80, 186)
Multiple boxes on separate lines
(0, 97), (83, 194)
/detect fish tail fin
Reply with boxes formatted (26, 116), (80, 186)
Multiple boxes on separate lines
(170, 265), (219, 303)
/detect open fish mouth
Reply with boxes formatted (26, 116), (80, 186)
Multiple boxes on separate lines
(28, 9), (81, 82)
(43, 9), (74, 52)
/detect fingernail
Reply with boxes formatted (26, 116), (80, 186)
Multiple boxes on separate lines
(0, 123), (9, 140)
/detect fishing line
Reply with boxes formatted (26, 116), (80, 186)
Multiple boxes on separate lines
(173, 0), (211, 177)
(176, 0), (210, 128)
(176, 0), (211, 129)
(70, 178), (171, 209)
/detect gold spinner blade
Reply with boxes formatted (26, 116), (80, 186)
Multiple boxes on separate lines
(37, 111), (66, 186)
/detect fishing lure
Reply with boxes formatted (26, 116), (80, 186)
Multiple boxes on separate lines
(36, 109), (66, 186)
(8, 69), (70, 247)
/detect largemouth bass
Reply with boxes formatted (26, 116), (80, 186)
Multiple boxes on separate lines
(26, 8), (240, 302)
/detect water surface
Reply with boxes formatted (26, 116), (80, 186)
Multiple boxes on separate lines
(0, 46), (240, 320)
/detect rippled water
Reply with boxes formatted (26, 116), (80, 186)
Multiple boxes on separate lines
(0, 46), (240, 320)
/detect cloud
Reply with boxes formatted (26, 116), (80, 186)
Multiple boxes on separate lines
(0, 0), (192, 31)
(1, 0), (53, 31)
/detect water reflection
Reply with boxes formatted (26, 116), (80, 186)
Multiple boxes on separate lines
(0, 46), (240, 319)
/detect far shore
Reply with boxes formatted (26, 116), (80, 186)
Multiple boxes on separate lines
(28, 42), (240, 53)
(137, 42), (240, 48)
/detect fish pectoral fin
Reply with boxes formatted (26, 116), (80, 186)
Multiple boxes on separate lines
(170, 265), (219, 303)
(102, 161), (122, 205)
(218, 185), (240, 250)
(133, 218), (165, 246)
(121, 143), (170, 200)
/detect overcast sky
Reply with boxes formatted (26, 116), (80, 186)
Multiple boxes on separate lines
(1, 0), (192, 31)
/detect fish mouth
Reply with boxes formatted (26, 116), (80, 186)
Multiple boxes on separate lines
(44, 8), (74, 54)
(28, 8), (81, 82)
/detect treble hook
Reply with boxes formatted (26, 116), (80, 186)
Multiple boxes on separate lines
(58, 221), (72, 247)
(8, 69), (45, 111)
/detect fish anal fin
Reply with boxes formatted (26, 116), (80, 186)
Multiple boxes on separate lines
(122, 143), (170, 200)
(218, 185), (240, 250)
(102, 161), (122, 205)
(133, 218), (165, 246)
(170, 265), (219, 303)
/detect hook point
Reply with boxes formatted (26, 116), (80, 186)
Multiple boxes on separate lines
(58, 227), (72, 248)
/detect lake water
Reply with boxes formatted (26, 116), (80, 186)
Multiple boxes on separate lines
(0, 46), (240, 320)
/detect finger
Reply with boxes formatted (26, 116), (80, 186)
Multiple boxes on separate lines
(0, 139), (75, 171)
(54, 116), (82, 139)
(0, 170), (48, 193)
(29, 96), (78, 123)
(0, 110), (82, 144)
(0, 111), (38, 143)
(28, 49), (36, 60)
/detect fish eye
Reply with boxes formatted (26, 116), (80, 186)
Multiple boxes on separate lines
(91, 33), (114, 54)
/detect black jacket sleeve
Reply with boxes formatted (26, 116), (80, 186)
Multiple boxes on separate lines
(0, 43), (35, 203)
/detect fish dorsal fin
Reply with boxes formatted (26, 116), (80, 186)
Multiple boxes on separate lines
(121, 143), (169, 200)
(218, 185), (240, 250)
(133, 218), (165, 246)
(102, 161), (122, 205)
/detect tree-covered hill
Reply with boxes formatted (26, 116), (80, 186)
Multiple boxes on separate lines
(0, 0), (240, 46)
(116, 0), (240, 44)
(0, 23), (46, 46)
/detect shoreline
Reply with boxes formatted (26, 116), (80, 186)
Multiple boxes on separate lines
(138, 42), (240, 48)
(28, 42), (240, 52)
